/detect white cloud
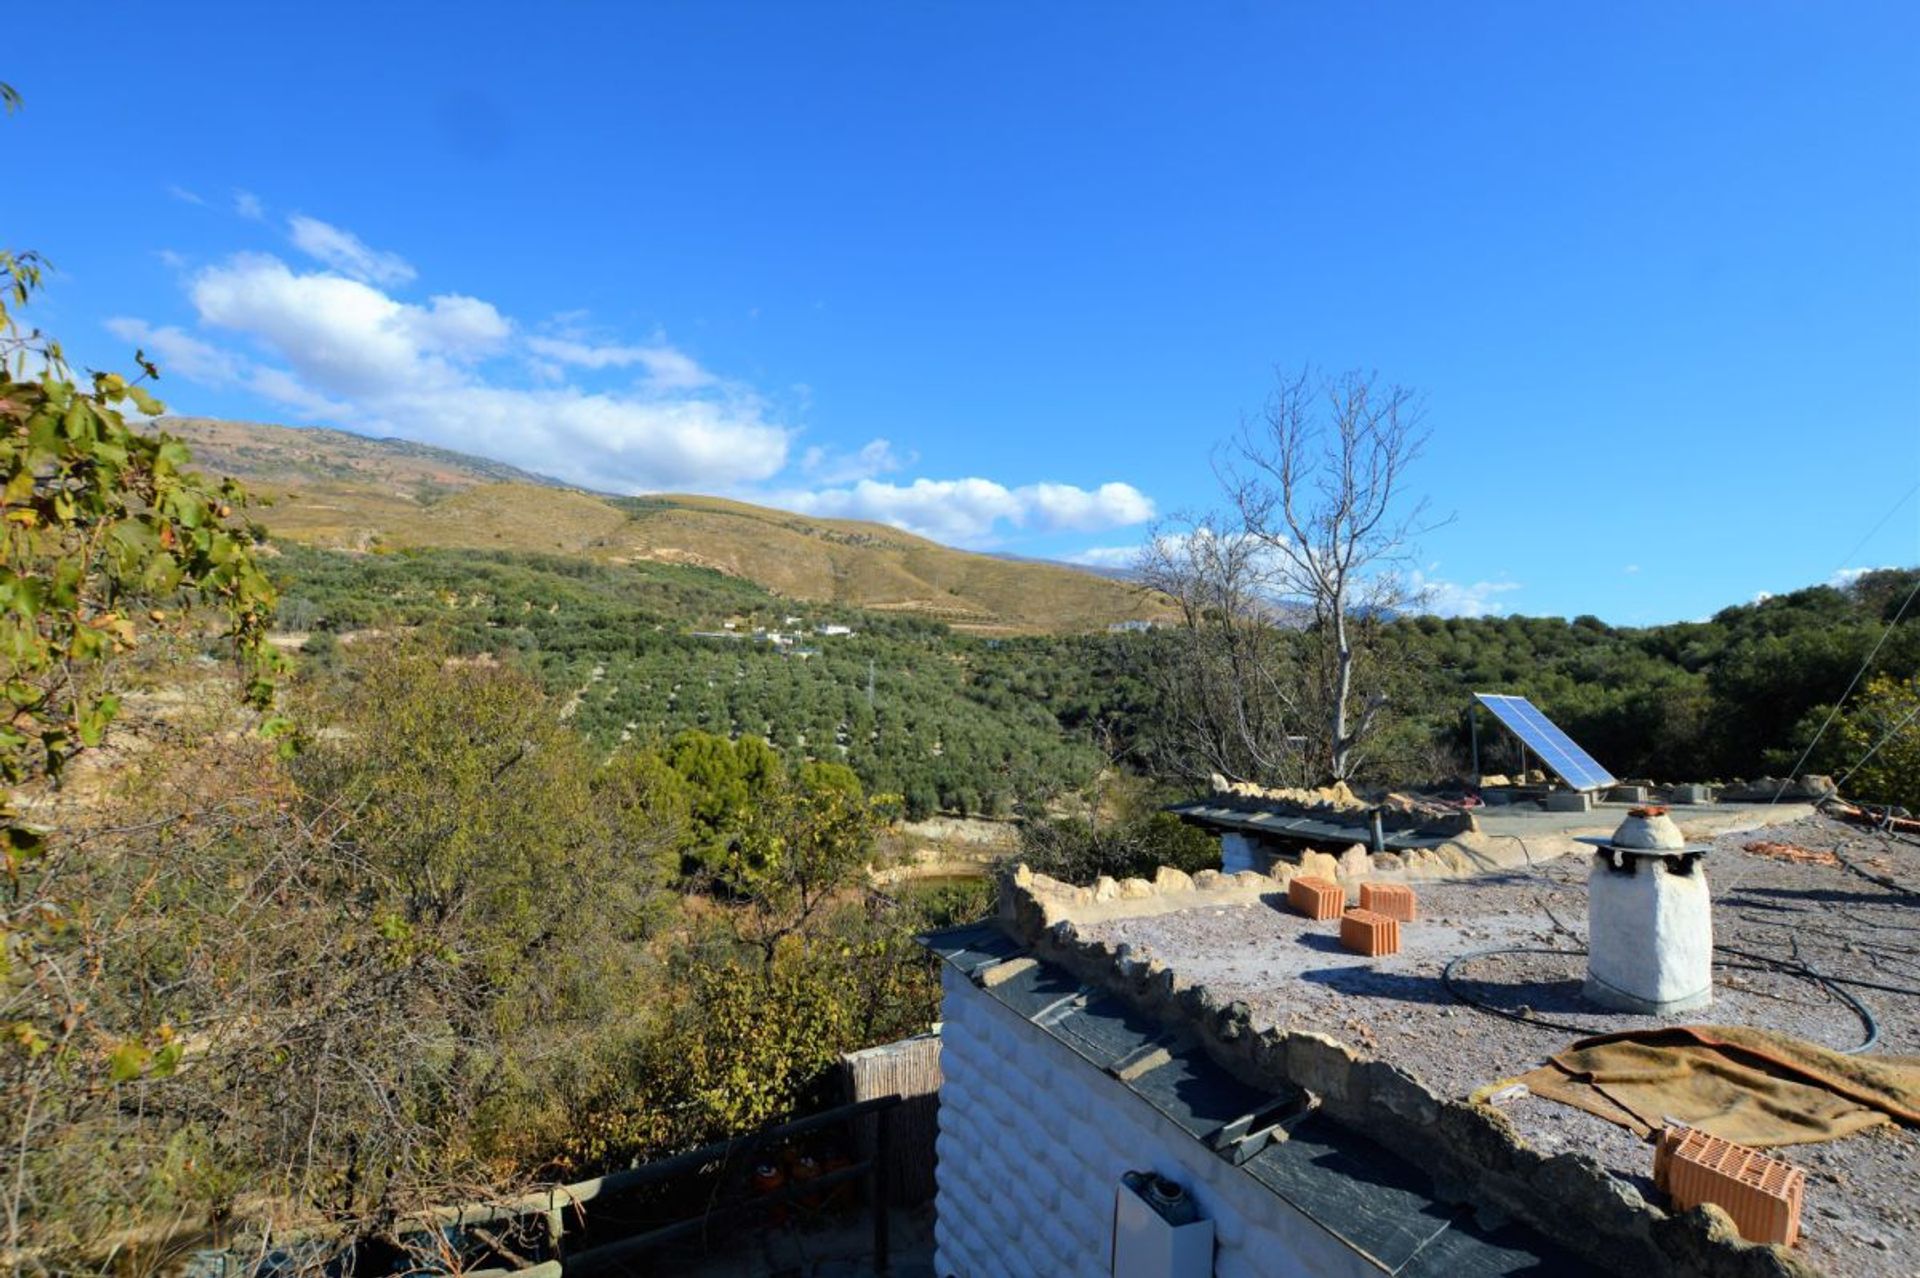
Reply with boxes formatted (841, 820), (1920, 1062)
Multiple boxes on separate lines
(162, 250), (788, 491)
(1067, 544), (1146, 569)
(1023, 481), (1155, 530)
(234, 190), (264, 220)
(106, 314), (352, 419)
(799, 438), (910, 486)
(128, 218), (1163, 536)
(1623, 563), (1641, 575)
(525, 335), (717, 391)
(105, 317), (242, 385)
(287, 214), (417, 286)
(785, 477), (1155, 544)
(168, 184), (207, 207)
(1409, 570), (1522, 618)
(191, 254), (499, 396)
(1828, 566), (1894, 589)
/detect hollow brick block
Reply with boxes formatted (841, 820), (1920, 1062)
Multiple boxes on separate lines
(1654, 1124), (1804, 1247)
(1359, 881), (1418, 922)
(1340, 908), (1401, 957)
(1288, 875), (1345, 920)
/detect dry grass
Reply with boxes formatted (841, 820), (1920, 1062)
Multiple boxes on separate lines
(161, 419), (1177, 634)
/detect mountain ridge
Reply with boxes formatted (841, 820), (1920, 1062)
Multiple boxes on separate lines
(157, 417), (1174, 634)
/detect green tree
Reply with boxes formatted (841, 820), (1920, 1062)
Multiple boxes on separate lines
(1828, 675), (1920, 809)
(2, 94), (283, 1251)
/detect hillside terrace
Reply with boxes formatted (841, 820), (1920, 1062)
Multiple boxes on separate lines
(979, 809), (1918, 1277)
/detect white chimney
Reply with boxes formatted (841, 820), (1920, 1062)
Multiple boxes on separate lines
(1112, 1172), (1213, 1278)
(1578, 808), (1713, 1015)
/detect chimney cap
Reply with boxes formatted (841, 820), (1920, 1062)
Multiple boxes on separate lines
(1575, 808), (1713, 856)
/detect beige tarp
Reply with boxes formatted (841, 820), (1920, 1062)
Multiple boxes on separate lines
(1487, 1025), (1920, 1148)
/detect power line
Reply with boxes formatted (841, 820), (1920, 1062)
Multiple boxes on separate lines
(1835, 697), (1920, 792)
(1770, 566), (1920, 802)
(1833, 480), (1918, 574)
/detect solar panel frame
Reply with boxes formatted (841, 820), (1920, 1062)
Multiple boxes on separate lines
(1473, 693), (1618, 792)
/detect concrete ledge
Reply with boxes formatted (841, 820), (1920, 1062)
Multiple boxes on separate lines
(995, 864), (1818, 1278)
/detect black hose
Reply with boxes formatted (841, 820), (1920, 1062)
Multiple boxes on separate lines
(1440, 943), (1882, 1053)
(1711, 945), (1883, 1051)
(1834, 845), (1920, 898)
(1440, 945), (1622, 1038)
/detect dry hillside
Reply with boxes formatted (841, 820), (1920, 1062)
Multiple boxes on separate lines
(156, 418), (1175, 634)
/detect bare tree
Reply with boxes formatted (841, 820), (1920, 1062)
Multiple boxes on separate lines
(1226, 367), (1432, 781)
(1136, 510), (1312, 787)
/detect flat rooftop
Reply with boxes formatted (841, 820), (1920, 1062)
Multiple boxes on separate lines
(925, 923), (1601, 1275)
(1172, 794), (1822, 862)
(1024, 810), (1918, 1277)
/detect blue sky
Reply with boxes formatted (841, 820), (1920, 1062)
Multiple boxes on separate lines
(7, 3), (1917, 623)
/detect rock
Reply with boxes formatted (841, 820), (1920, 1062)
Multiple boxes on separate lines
(1210, 772), (1232, 793)
(1404, 848), (1444, 876)
(1336, 843), (1372, 880)
(1118, 877), (1154, 899)
(1192, 869), (1226, 891)
(1285, 1032), (1359, 1102)
(1299, 851), (1341, 881)
(1153, 865), (1194, 893)
(1092, 875), (1120, 902)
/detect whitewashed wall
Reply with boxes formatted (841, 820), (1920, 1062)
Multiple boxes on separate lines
(1219, 832), (1259, 875)
(932, 966), (1378, 1278)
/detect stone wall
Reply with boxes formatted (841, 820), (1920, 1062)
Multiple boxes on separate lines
(932, 964), (1380, 1278)
(996, 865), (1819, 1278)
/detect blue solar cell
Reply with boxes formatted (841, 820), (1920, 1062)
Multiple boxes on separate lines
(1474, 693), (1617, 792)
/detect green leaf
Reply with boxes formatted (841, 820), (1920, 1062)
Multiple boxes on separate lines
(107, 1039), (151, 1083)
(151, 1041), (184, 1078)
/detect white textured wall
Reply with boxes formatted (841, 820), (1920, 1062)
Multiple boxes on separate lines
(932, 965), (1377, 1278)
(1219, 833), (1259, 875)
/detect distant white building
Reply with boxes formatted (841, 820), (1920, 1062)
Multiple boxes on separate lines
(1108, 619), (1155, 634)
(815, 623), (854, 637)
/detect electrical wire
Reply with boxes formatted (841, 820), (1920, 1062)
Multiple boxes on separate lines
(1768, 569), (1920, 804)
(1834, 699), (1920, 792)
(1440, 943), (1883, 1054)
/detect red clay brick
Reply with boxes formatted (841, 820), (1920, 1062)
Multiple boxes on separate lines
(1359, 882), (1417, 922)
(1654, 1124), (1804, 1247)
(1288, 875), (1345, 921)
(1340, 908), (1401, 957)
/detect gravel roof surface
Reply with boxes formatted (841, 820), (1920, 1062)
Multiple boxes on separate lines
(1075, 813), (1920, 1277)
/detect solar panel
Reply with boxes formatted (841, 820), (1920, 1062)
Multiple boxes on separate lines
(1473, 693), (1618, 792)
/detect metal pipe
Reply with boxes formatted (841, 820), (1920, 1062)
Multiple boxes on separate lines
(873, 1103), (893, 1273)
